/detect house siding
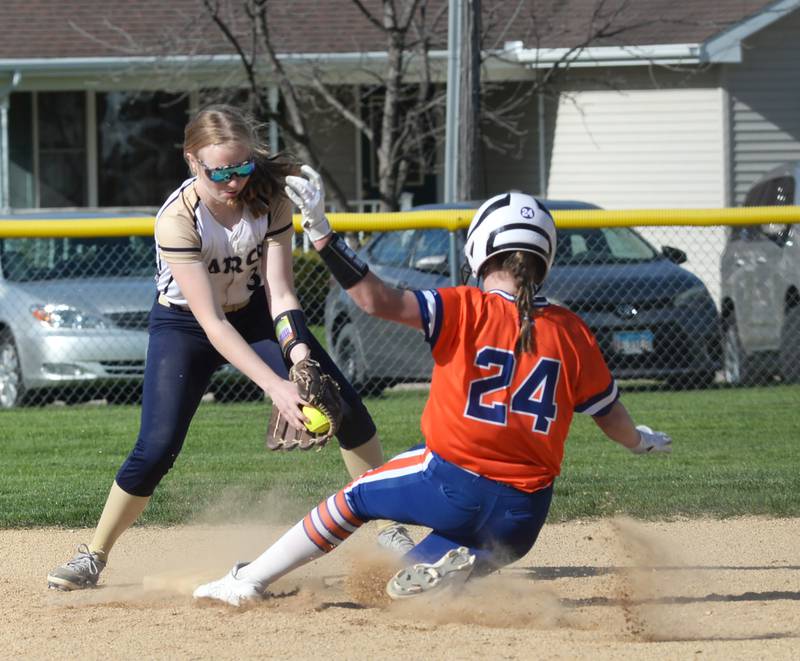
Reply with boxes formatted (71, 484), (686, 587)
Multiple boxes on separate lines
(726, 9), (800, 204)
(545, 87), (727, 304)
(546, 88), (726, 208)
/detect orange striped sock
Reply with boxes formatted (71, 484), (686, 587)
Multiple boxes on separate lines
(237, 489), (365, 589)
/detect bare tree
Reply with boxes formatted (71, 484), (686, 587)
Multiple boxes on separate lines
(476, 0), (671, 152)
(60, 1), (705, 213)
(201, 0), (355, 210)
(197, 0), (691, 209)
(199, 0), (448, 211)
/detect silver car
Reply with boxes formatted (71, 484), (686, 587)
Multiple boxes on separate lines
(0, 229), (153, 407)
(720, 162), (800, 384)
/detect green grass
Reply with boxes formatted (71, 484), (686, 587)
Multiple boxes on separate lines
(310, 323), (327, 349)
(0, 386), (798, 528)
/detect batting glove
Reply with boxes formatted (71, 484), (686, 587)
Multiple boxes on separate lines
(630, 425), (672, 454)
(285, 165), (332, 242)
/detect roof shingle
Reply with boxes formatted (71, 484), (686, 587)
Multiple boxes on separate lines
(0, 0), (778, 61)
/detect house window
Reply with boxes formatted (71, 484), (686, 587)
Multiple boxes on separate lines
(96, 92), (189, 207)
(9, 93), (33, 208)
(7, 90), (189, 210)
(38, 92), (87, 207)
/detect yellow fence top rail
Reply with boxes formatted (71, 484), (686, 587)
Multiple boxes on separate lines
(0, 206), (799, 238)
(0, 217), (156, 238)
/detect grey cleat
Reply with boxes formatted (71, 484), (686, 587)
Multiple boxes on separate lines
(376, 523), (416, 556)
(386, 546), (476, 600)
(48, 544), (106, 591)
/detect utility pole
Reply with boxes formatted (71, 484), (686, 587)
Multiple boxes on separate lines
(444, 0), (463, 285)
(443, 0), (462, 205)
(457, 0), (481, 202)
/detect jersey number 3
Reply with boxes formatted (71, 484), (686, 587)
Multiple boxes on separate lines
(465, 347), (560, 434)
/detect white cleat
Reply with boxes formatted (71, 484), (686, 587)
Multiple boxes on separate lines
(193, 563), (263, 607)
(386, 546), (476, 600)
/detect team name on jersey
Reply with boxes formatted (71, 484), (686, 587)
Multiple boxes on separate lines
(207, 244), (264, 274)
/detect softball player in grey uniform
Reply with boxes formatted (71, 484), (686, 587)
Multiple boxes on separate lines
(47, 105), (407, 591)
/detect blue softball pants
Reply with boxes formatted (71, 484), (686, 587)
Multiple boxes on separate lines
(115, 290), (376, 496)
(345, 447), (553, 575)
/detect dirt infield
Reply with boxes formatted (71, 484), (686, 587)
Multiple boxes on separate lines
(2, 517), (798, 660)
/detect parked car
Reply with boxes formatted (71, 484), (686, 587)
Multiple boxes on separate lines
(720, 162), (800, 385)
(325, 200), (722, 394)
(0, 216), (263, 407)
(0, 226), (154, 407)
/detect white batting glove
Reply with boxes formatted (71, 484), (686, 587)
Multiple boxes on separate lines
(285, 165), (332, 242)
(630, 425), (672, 454)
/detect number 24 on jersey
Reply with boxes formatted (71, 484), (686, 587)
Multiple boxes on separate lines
(465, 347), (561, 434)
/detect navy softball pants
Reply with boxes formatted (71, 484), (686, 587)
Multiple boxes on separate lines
(115, 291), (376, 496)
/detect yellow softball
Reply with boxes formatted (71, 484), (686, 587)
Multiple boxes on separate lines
(302, 405), (330, 434)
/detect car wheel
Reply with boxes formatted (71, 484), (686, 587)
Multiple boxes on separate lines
(333, 323), (371, 393)
(779, 306), (800, 383)
(0, 331), (25, 408)
(722, 313), (755, 385)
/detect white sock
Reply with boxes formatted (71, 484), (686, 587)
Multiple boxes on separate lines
(236, 521), (324, 590)
(237, 491), (365, 590)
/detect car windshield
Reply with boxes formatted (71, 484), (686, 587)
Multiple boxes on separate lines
(554, 227), (657, 266)
(0, 235), (155, 281)
(365, 225), (660, 275)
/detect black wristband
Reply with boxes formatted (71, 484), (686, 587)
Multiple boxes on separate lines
(274, 309), (314, 362)
(318, 232), (370, 289)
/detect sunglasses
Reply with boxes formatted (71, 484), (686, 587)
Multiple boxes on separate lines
(198, 159), (256, 183)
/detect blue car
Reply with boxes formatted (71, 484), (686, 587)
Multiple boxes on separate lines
(324, 200), (722, 394)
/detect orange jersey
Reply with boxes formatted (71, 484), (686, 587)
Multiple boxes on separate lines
(414, 286), (617, 493)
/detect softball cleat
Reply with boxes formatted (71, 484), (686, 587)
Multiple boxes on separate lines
(386, 546), (476, 600)
(193, 562), (264, 607)
(376, 523), (416, 556)
(47, 544), (106, 591)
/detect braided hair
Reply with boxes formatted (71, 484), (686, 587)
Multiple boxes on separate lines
(481, 250), (547, 355)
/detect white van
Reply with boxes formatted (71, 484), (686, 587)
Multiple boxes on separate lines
(720, 162), (800, 384)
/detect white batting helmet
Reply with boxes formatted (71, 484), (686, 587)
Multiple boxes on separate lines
(464, 192), (557, 280)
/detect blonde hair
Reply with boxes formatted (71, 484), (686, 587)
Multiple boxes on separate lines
(481, 251), (546, 355)
(183, 104), (297, 217)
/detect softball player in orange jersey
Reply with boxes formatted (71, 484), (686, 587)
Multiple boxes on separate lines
(194, 183), (672, 605)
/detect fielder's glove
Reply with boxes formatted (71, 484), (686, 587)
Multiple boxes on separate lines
(285, 165), (332, 242)
(266, 358), (343, 451)
(630, 425), (672, 454)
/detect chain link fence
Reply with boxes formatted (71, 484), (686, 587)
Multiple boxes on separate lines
(0, 228), (282, 408)
(0, 211), (798, 408)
